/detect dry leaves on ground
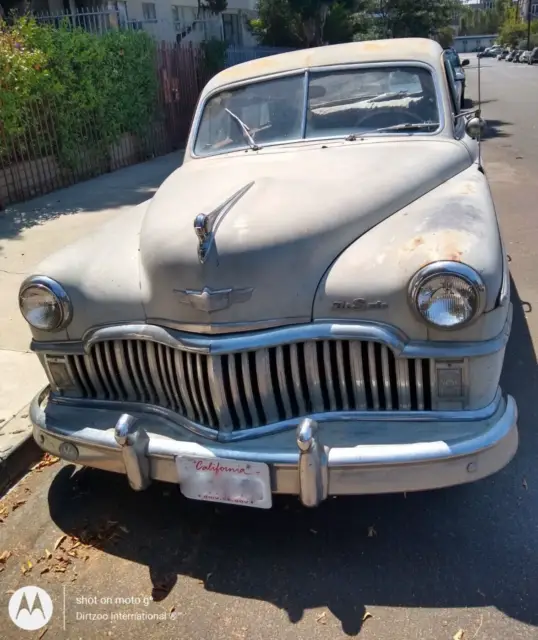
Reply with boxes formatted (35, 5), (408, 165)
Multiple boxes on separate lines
(31, 453), (60, 473)
(316, 612), (327, 625)
(453, 630), (464, 640)
(362, 611), (373, 622)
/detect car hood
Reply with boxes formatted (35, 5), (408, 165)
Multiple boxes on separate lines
(140, 139), (472, 331)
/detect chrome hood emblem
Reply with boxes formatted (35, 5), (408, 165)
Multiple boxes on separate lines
(194, 181), (255, 264)
(174, 287), (254, 313)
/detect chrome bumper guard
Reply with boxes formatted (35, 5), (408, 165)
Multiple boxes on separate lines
(31, 390), (518, 507)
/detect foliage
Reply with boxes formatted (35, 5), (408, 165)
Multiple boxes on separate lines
(0, 17), (158, 168)
(457, 0), (510, 36)
(436, 25), (454, 48)
(200, 37), (227, 74)
(500, 15), (538, 48)
(249, 0), (463, 48)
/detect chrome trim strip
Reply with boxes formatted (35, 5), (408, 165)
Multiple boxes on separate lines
(367, 342), (380, 410)
(397, 359), (411, 410)
(241, 352), (259, 428)
(276, 346), (293, 418)
(114, 341), (136, 402)
(323, 341), (337, 412)
(32, 310), (512, 359)
(207, 355), (231, 431)
(290, 343), (307, 416)
(73, 356), (92, 397)
(228, 353), (247, 428)
(349, 341), (367, 410)
(47, 387), (504, 443)
(256, 349), (279, 424)
(64, 356), (82, 395)
(150, 316), (311, 335)
(335, 341), (349, 411)
(305, 342), (323, 412)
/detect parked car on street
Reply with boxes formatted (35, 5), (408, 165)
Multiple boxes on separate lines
(529, 47), (538, 65)
(444, 47), (469, 107)
(497, 49), (509, 60)
(506, 50), (517, 62)
(20, 38), (517, 509)
(519, 50), (531, 64)
(478, 46), (502, 58)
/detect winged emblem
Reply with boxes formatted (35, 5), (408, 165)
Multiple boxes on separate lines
(174, 287), (254, 313)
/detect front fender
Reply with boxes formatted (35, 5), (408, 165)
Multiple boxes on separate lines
(313, 165), (505, 341)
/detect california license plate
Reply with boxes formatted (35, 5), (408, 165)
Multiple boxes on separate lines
(175, 456), (272, 509)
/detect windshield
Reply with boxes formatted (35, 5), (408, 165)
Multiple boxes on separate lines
(194, 66), (440, 156)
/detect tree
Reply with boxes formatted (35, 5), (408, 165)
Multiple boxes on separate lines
(437, 25), (454, 49)
(373, 0), (460, 39)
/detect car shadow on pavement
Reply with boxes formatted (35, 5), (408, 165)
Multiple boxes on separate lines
(47, 280), (537, 637)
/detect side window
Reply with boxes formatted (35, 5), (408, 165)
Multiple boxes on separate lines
(443, 56), (459, 115)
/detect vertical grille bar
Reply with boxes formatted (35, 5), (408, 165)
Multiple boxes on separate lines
(114, 341), (137, 401)
(166, 347), (186, 414)
(349, 342), (367, 409)
(73, 356), (92, 397)
(137, 341), (157, 405)
(380, 346), (393, 410)
(157, 344), (175, 410)
(64, 356), (83, 396)
(227, 354), (247, 428)
(397, 359), (412, 410)
(304, 342), (323, 412)
(256, 348), (279, 424)
(83, 352), (105, 398)
(185, 352), (203, 422)
(146, 342), (167, 407)
(196, 353), (215, 428)
(241, 352), (260, 427)
(335, 341), (349, 410)
(322, 341), (337, 411)
(289, 343), (307, 415)
(207, 354), (231, 431)
(414, 359), (425, 410)
(175, 351), (196, 422)
(96, 343), (118, 400)
(125, 341), (144, 402)
(367, 342), (380, 410)
(276, 346), (293, 418)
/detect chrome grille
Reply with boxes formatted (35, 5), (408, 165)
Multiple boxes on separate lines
(54, 339), (433, 431)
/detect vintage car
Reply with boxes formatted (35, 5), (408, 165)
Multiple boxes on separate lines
(20, 38), (518, 509)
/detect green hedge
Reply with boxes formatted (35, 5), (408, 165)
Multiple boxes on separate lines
(0, 17), (158, 167)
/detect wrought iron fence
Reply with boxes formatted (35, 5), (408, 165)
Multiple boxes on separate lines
(33, 6), (122, 34)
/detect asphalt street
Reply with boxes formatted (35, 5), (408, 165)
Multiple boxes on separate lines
(1, 55), (538, 640)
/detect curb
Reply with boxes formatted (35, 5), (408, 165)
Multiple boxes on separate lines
(0, 406), (42, 495)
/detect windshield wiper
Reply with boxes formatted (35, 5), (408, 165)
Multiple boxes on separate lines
(224, 108), (260, 150)
(372, 121), (440, 132)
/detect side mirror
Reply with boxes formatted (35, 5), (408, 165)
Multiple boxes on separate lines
(461, 59), (470, 67)
(465, 116), (486, 139)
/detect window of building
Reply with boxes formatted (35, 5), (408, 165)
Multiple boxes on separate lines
(222, 12), (243, 46)
(142, 2), (157, 22)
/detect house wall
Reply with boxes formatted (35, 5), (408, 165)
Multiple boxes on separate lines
(124, 0), (257, 46)
(453, 34), (498, 53)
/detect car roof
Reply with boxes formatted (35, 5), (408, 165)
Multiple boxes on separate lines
(202, 38), (443, 95)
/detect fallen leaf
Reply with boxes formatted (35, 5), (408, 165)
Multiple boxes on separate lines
(169, 606), (176, 614)
(21, 564), (27, 574)
(40, 567), (50, 575)
(0, 550), (11, 563)
(453, 630), (464, 640)
(54, 534), (67, 550)
(523, 478), (528, 490)
(27, 560), (33, 569)
(32, 454), (60, 472)
(12, 500), (26, 511)
(0, 507), (6, 515)
(316, 612), (327, 624)
(6, 589), (15, 595)
(367, 526), (377, 538)
(362, 611), (373, 622)
(44, 549), (52, 560)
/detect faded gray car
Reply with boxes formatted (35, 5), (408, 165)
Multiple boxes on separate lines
(20, 38), (517, 510)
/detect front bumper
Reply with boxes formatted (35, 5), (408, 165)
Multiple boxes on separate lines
(31, 387), (518, 507)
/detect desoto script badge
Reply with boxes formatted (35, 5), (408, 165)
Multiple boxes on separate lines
(332, 298), (389, 310)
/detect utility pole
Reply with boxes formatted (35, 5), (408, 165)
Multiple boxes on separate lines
(527, 0), (532, 51)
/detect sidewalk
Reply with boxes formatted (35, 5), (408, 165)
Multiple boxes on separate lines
(0, 151), (183, 488)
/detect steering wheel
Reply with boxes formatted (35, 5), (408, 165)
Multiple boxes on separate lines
(354, 109), (425, 129)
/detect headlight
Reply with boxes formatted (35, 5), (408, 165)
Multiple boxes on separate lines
(19, 276), (72, 332)
(409, 262), (486, 329)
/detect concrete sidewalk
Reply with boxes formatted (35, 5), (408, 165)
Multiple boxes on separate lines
(0, 151), (183, 488)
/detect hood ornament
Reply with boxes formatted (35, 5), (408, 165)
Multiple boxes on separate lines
(194, 181), (255, 264)
(174, 286), (254, 313)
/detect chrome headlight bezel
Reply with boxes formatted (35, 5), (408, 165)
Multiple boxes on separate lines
(408, 261), (487, 330)
(19, 275), (72, 332)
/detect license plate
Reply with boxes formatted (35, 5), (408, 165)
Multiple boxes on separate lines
(175, 456), (272, 509)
